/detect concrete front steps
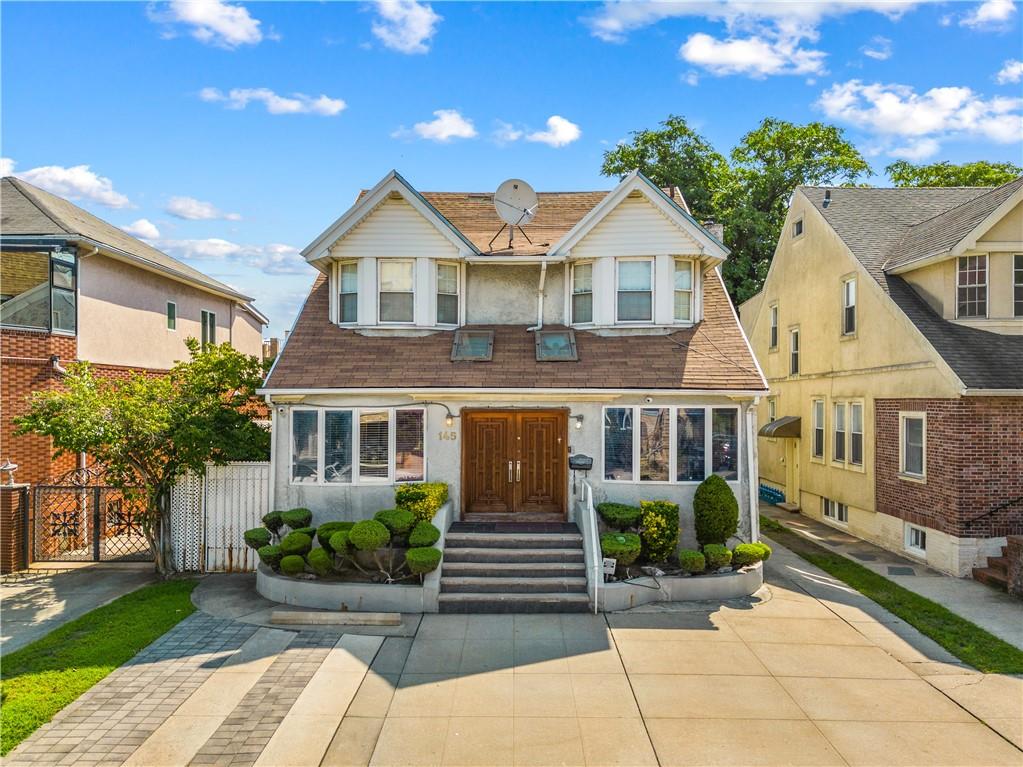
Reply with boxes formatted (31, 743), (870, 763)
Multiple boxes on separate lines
(440, 523), (590, 613)
(973, 544), (1011, 591)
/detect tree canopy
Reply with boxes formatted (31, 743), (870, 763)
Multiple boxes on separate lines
(885, 160), (1023, 188)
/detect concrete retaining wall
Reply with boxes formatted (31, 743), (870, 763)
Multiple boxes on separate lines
(598, 562), (763, 612)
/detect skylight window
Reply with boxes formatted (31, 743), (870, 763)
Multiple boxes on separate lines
(451, 330), (494, 361)
(535, 330), (578, 361)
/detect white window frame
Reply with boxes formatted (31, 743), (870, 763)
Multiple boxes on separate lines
(571, 260), (594, 325)
(614, 257), (655, 324)
(792, 218), (804, 239)
(673, 258), (695, 323)
(811, 398), (825, 461)
(601, 404), (741, 485)
(842, 277), (856, 336)
(904, 523), (927, 558)
(849, 401), (864, 468)
(898, 411), (927, 481)
(832, 402), (847, 464)
(822, 497), (848, 525)
(166, 301), (177, 331)
(288, 406), (427, 486)
(956, 254), (988, 320)
(768, 398), (777, 423)
(1014, 254), (1023, 318)
(338, 260), (359, 326)
(378, 259), (416, 325)
(200, 309), (216, 349)
(436, 261), (460, 327)
(769, 304), (779, 351)
(789, 328), (800, 375)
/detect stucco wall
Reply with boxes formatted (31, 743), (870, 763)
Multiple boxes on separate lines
(465, 263), (566, 325)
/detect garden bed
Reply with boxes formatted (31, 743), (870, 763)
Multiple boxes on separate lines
(598, 561), (763, 611)
(256, 563), (440, 612)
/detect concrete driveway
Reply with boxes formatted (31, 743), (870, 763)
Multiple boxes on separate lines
(5, 545), (1022, 767)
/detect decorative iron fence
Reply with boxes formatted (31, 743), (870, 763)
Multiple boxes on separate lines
(33, 484), (151, 562)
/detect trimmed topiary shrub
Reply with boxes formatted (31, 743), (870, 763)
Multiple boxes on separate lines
(406, 546), (442, 575)
(753, 541), (772, 561)
(291, 526), (317, 539)
(640, 500), (680, 563)
(600, 532), (642, 566)
(328, 530), (351, 554)
(262, 511), (285, 535)
(408, 521), (441, 548)
(597, 502), (643, 531)
(281, 508), (313, 529)
(280, 554), (306, 576)
(678, 549), (706, 574)
(703, 543), (732, 570)
(243, 527), (271, 550)
(732, 542), (769, 568)
(317, 521), (354, 552)
(306, 548), (332, 577)
(395, 482), (449, 523)
(693, 474), (739, 547)
(375, 508), (416, 536)
(349, 519), (390, 551)
(257, 544), (283, 570)
(280, 531), (313, 556)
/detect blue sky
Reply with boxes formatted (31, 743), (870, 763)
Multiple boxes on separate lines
(3, 0), (1021, 337)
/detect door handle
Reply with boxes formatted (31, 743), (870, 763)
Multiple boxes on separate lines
(516, 460), (521, 482)
(508, 461), (513, 483)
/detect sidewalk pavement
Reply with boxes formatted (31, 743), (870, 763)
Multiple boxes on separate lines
(761, 501), (1023, 651)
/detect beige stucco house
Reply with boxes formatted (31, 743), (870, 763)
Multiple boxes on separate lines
(740, 177), (1023, 581)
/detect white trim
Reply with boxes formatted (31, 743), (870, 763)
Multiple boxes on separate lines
(614, 257), (655, 324)
(849, 400), (864, 468)
(789, 327), (800, 376)
(768, 303), (779, 351)
(822, 497), (849, 526)
(377, 258), (416, 325)
(904, 522), (928, 558)
(260, 386), (768, 397)
(955, 254), (989, 320)
(714, 267), (768, 390)
(337, 259), (359, 326)
(570, 260), (594, 325)
(952, 184), (1023, 255)
(842, 276), (857, 336)
(811, 398), (825, 462)
(435, 260), (461, 327)
(673, 258), (695, 323)
(898, 411), (927, 481)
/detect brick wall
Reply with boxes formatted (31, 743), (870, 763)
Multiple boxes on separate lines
(0, 485), (30, 573)
(876, 397), (1023, 539)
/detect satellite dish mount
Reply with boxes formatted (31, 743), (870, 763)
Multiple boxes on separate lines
(489, 179), (538, 251)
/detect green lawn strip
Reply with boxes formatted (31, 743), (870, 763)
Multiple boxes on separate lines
(1, 578), (198, 756)
(760, 515), (1023, 675)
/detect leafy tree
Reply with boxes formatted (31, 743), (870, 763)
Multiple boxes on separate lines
(886, 159), (1023, 188)
(16, 340), (269, 574)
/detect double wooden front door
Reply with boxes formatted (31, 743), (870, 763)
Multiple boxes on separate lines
(463, 410), (567, 516)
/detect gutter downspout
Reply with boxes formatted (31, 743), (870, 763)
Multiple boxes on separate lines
(526, 260), (548, 332)
(745, 399), (760, 542)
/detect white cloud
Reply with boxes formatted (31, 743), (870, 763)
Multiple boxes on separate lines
(166, 195), (242, 221)
(996, 58), (1023, 84)
(960, 0), (1016, 28)
(683, 71), (700, 86)
(680, 31), (825, 77)
(492, 121), (524, 145)
(398, 109), (477, 142)
(121, 219), (161, 239)
(200, 87), (346, 116)
(10, 162), (131, 208)
(526, 116), (582, 147)
(371, 0), (441, 54)
(0, 157), (14, 177)
(888, 137), (942, 160)
(818, 79), (1023, 155)
(148, 0), (265, 49)
(157, 238), (308, 275)
(861, 35), (893, 60)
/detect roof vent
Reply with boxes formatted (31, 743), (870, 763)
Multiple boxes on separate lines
(823, 190), (832, 208)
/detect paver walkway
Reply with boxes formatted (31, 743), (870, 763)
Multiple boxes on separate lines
(761, 502), (1023, 650)
(6, 544), (1022, 767)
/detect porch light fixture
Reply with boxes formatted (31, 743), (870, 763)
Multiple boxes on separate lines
(574, 414), (584, 430)
(445, 414), (454, 427)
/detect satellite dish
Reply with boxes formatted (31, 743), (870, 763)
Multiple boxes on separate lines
(494, 179), (538, 226)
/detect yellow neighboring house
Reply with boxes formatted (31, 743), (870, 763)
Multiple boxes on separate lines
(740, 177), (1023, 582)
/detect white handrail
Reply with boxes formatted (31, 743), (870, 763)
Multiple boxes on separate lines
(578, 479), (601, 614)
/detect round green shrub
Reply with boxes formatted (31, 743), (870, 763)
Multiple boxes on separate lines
(597, 502), (643, 531)
(291, 526), (317, 539)
(257, 544), (283, 570)
(306, 548), (333, 577)
(280, 531), (313, 556)
(753, 541), (772, 561)
(262, 511), (285, 534)
(406, 546), (442, 575)
(395, 482), (449, 522)
(693, 474), (739, 547)
(678, 549), (707, 574)
(317, 521), (354, 552)
(640, 500), (680, 563)
(600, 532), (642, 566)
(349, 519), (390, 551)
(408, 521), (441, 548)
(280, 555), (306, 576)
(703, 543), (732, 570)
(732, 543), (768, 568)
(281, 508), (313, 529)
(375, 508), (416, 536)
(328, 530), (351, 554)
(243, 527), (271, 550)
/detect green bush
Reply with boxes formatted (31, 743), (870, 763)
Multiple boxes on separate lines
(306, 548), (333, 577)
(395, 482), (449, 522)
(280, 555), (306, 576)
(753, 541), (772, 561)
(375, 508), (416, 536)
(291, 526), (317, 539)
(262, 511), (285, 535)
(693, 475), (739, 547)
(408, 521), (441, 548)
(257, 544), (283, 570)
(280, 531), (313, 556)
(317, 521), (354, 552)
(703, 543), (732, 570)
(640, 500), (680, 563)
(243, 527), (271, 550)
(281, 508), (313, 529)
(328, 530), (351, 554)
(349, 519), (390, 551)
(600, 532), (642, 566)
(597, 502), (643, 531)
(733, 543), (769, 568)
(678, 549), (707, 574)
(406, 546), (442, 575)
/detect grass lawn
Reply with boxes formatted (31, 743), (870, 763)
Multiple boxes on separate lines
(760, 515), (1023, 675)
(0, 578), (198, 756)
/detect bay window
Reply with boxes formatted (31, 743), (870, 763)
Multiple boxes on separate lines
(437, 263), (459, 325)
(324, 410), (353, 483)
(291, 410), (320, 483)
(572, 262), (593, 324)
(674, 259), (693, 322)
(0, 248), (77, 333)
(359, 411), (389, 479)
(616, 259), (653, 322)
(676, 408), (705, 482)
(339, 261), (358, 324)
(379, 260), (414, 323)
(639, 408), (670, 481)
(711, 408), (738, 480)
(603, 408), (634, 481)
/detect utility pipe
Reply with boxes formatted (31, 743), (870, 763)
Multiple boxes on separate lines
(526, 260), (548, 332)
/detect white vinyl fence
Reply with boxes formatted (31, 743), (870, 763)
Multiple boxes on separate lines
(168, 461), (270, 573)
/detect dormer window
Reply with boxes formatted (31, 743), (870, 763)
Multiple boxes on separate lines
(437, 263), (459, 325)
(379, 260), (414, 323)
(339, 261), (358, 324)
(571, 262), (593, 324)
(616, 259), (653, 322)
(674, 259), (694, 322)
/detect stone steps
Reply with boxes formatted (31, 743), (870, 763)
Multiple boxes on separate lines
(443, 561), (587, 578)
(444, 547), (585, 564)
(440, 576), (588, 594)
(445, 531), (583, 549)
(972, 545), (1010, 592)
(438, 592), (591, 613)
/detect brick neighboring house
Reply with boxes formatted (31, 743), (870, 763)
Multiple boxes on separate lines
(740, 177), (1023, 582)
(1, 177), (269, 561)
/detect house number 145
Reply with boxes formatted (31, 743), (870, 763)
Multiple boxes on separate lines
(438, 431), (458, 441)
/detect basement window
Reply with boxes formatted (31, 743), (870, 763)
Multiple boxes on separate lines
(535, 330), (578, 361)
(450, 330), (494, 361)
(905, 524), (927, 557)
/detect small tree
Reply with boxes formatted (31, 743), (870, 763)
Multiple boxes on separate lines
(16, 340), (269, 574)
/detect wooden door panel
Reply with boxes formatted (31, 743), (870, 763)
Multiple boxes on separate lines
(517, 413), (565, 515)
(465, 414), (514, 513)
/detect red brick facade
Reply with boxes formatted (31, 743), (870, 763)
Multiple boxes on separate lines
(0, 485), (30, 573)
(876, 397), (1023, 539)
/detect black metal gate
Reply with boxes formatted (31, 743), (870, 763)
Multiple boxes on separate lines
(33, 468), (152, 562)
